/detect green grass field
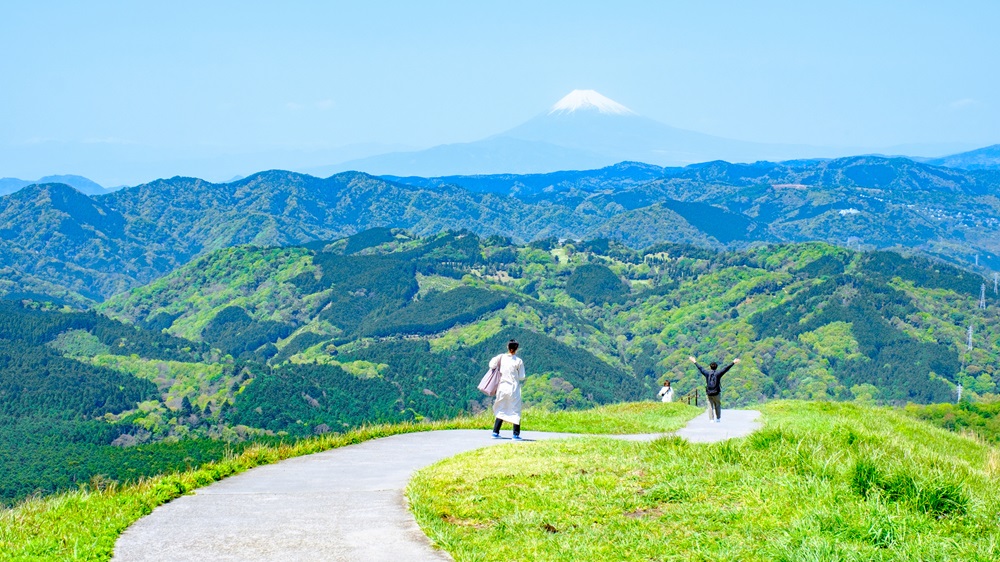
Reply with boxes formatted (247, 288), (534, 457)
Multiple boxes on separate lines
(0, 402), (698, 561)
(9, 399), (993, 561)
(409, 401), (1000, 561)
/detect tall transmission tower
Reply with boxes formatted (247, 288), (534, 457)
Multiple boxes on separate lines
(967, 324), (974, 351)
(994, 272), (998, 294)
(980, 283), (988, 309)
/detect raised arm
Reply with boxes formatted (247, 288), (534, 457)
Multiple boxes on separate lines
(717, 358), (740, 377)
(689, 356), (710, 376)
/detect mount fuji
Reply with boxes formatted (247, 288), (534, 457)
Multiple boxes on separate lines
(321, 90), (837, 176)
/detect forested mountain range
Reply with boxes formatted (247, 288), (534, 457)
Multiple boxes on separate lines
(0, 157), (998, 306)
(2, 230), (997, 504)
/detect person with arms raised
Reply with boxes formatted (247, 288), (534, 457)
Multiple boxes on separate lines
(689, 356), (740, 423)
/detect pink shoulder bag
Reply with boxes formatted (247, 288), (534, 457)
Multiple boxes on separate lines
(477, 357), (502, 396)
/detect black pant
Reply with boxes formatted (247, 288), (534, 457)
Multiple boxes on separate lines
(493, 417), (520, 436)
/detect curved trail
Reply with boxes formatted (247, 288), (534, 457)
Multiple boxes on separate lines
(113, 409), (760, 561)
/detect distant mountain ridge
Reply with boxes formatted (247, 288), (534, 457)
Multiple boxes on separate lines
(0, 156), (997, 304)
(0, 174), (111, 196)
(387, 156), (1000, 197)
(322, 90), (1000, 178)
(326, 136), (611, 177)
(927, 144), (1000, 170)
(332, 90), (844, 176)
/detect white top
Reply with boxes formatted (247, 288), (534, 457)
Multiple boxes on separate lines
(657, 386), (674, 403)
(490, 353), (526, 424)
(549, 89), (636, 115)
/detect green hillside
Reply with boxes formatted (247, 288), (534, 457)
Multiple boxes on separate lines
(0, 302), (260, 505)
(3, 229), (997, 505)
(102, 229), (998, 414)
(410, 401), (1000, 560)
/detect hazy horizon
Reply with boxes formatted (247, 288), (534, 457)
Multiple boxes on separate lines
(2, 1), (998, 185)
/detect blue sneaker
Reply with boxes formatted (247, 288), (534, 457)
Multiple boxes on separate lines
(512, 435), (523, 441)
(491, 432), (500, 439)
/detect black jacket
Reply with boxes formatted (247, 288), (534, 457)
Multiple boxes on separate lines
(696, 362), (734, 396)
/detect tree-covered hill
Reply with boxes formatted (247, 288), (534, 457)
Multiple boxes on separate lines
(102, 230), (998, 416)
(0, 301), (252, 505)
(0, 172), (524, 303)
(1, 157), (997, 304)
(4, 230), (998, 504)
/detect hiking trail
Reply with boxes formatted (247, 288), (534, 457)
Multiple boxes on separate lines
(112, 409), (761, 561)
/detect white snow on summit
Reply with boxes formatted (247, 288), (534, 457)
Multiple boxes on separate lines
(549, 90), (635, 116)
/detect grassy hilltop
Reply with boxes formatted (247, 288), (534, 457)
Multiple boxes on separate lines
(411, 401), (1000, 561)
(3, 401), (998, 560)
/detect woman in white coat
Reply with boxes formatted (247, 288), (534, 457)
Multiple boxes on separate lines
(657, 380), (674, 403)
(491, 339), (526, 440)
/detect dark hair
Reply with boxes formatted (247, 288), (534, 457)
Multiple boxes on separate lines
(507, 339), (519, 353)
(709, 362), (718, 370)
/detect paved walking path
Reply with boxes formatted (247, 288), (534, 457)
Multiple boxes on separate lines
(675, 409), (762, 443)
(113, 409), (760, 561)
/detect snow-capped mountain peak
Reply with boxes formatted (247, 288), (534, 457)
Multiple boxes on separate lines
(549, 90), (635, 116)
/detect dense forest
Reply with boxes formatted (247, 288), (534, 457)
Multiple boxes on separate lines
(2, 229), (997, 504)
(0, 302), (258, 504)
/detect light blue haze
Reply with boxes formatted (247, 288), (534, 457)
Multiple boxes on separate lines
(1, 1), (997, 185)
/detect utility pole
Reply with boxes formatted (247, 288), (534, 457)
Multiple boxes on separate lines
(980, 283), (987, 310)
(975, 254), (980, 267)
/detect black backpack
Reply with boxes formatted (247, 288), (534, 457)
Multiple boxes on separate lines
(705, 371), (721, 395)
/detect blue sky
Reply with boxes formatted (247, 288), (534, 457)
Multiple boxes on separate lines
(2, 0), (998, 185)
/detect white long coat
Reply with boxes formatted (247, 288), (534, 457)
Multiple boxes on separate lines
(491, 353), (526, 424)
